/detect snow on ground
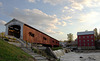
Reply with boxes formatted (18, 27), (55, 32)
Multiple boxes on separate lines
(60, 52), (100, 61)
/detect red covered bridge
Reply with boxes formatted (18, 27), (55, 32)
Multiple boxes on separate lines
(5, 19), (59, 47)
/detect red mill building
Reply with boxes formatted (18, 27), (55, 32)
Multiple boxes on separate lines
(77, 31), (95, 49)
(5, 19), (59, 47)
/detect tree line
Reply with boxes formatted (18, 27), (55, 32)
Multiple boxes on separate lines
(66, 28), (100, 43)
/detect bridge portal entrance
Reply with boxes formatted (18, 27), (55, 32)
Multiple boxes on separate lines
(8, 25), (21, 38)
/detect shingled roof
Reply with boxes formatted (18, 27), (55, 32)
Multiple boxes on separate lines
(5, 18), (59, 41)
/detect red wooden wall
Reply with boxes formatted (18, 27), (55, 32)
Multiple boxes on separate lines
(23, 24), (59, 47)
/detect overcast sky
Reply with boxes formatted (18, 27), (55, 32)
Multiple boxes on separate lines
(0, 0), (100, 40)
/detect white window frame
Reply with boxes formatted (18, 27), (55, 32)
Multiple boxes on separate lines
(79, 40), (81, 42)
(88, 43), (89, 45)
(79, 36), (81, 39)
(87, 36), (89, 38)
(91, 40), (93, 42)
(84, 43), (85, 46)
(91, 36), (93, 38)
(92, 43), (94, 45)
(83, 36), (85, 38)
(87, 40), (89, 42)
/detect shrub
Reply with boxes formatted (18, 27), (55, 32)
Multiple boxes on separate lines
(32, 48), (38, 53)
(51, 47), (62, 51)
(3, 38), (9, 41)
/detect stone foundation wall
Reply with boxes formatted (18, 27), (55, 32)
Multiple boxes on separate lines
(78, 46), (95, 50)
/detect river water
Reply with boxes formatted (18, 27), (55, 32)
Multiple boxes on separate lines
(60, 52), (100, 61)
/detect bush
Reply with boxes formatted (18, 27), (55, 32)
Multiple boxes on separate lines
(12, 38), (16, 40)
(51, 47), (62, 51)
(32, 48), (38, 53)
(32, 48), (48, 57)
(57, 58), (60, 61)
(3, 38), (9, 41)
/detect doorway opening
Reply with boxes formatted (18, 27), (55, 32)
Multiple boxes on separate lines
(8, 25), (21, 38)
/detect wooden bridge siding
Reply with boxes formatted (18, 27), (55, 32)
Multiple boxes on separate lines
(23, 24), (59, 47)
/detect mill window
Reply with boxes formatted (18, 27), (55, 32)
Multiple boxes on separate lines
(91, 36), (93, 38)
(83, 36), (85, 38)
(87, 36), (89, 38)
(91, 40), (93, 42)
(79, 36), (81, 39)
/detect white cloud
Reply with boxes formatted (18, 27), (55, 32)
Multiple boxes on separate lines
(45, 29), (63, 34)
(56, 31), (63, 35)
(71, 2), (83, 10)
(0, 20), (6, 25)
(62, 10), (65, 12)
(28, 0), (35, 3)
(42, 0), (67, 5)
(70, 9), (74, 12)
(80, 0), (100, 7)
(57, 22), (62, 25)
(62, 6), (69, 12)
(9, 8), (63, 34)
(64, 6), (69, 9)
(0, 2), (2, 7)
(45, 29), (56, 34)
(69, 23), (73, 25)
(68, 20), (72, 22)
(61, 16), (72, 20)
(79, 11), (100, 24)
(69, 0), (100, 11)
(62, 21), (67, 26)
(68, 20), (73, 25)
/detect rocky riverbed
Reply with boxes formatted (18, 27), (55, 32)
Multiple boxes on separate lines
(60, 52), (100, 61)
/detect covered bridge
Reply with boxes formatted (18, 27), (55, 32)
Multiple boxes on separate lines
(5, 19), (59, 47)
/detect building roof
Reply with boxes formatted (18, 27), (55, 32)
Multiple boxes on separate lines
(5, 18), (59, 41)
(77, 31), (94, 35)
(5, 18), (24, 26)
